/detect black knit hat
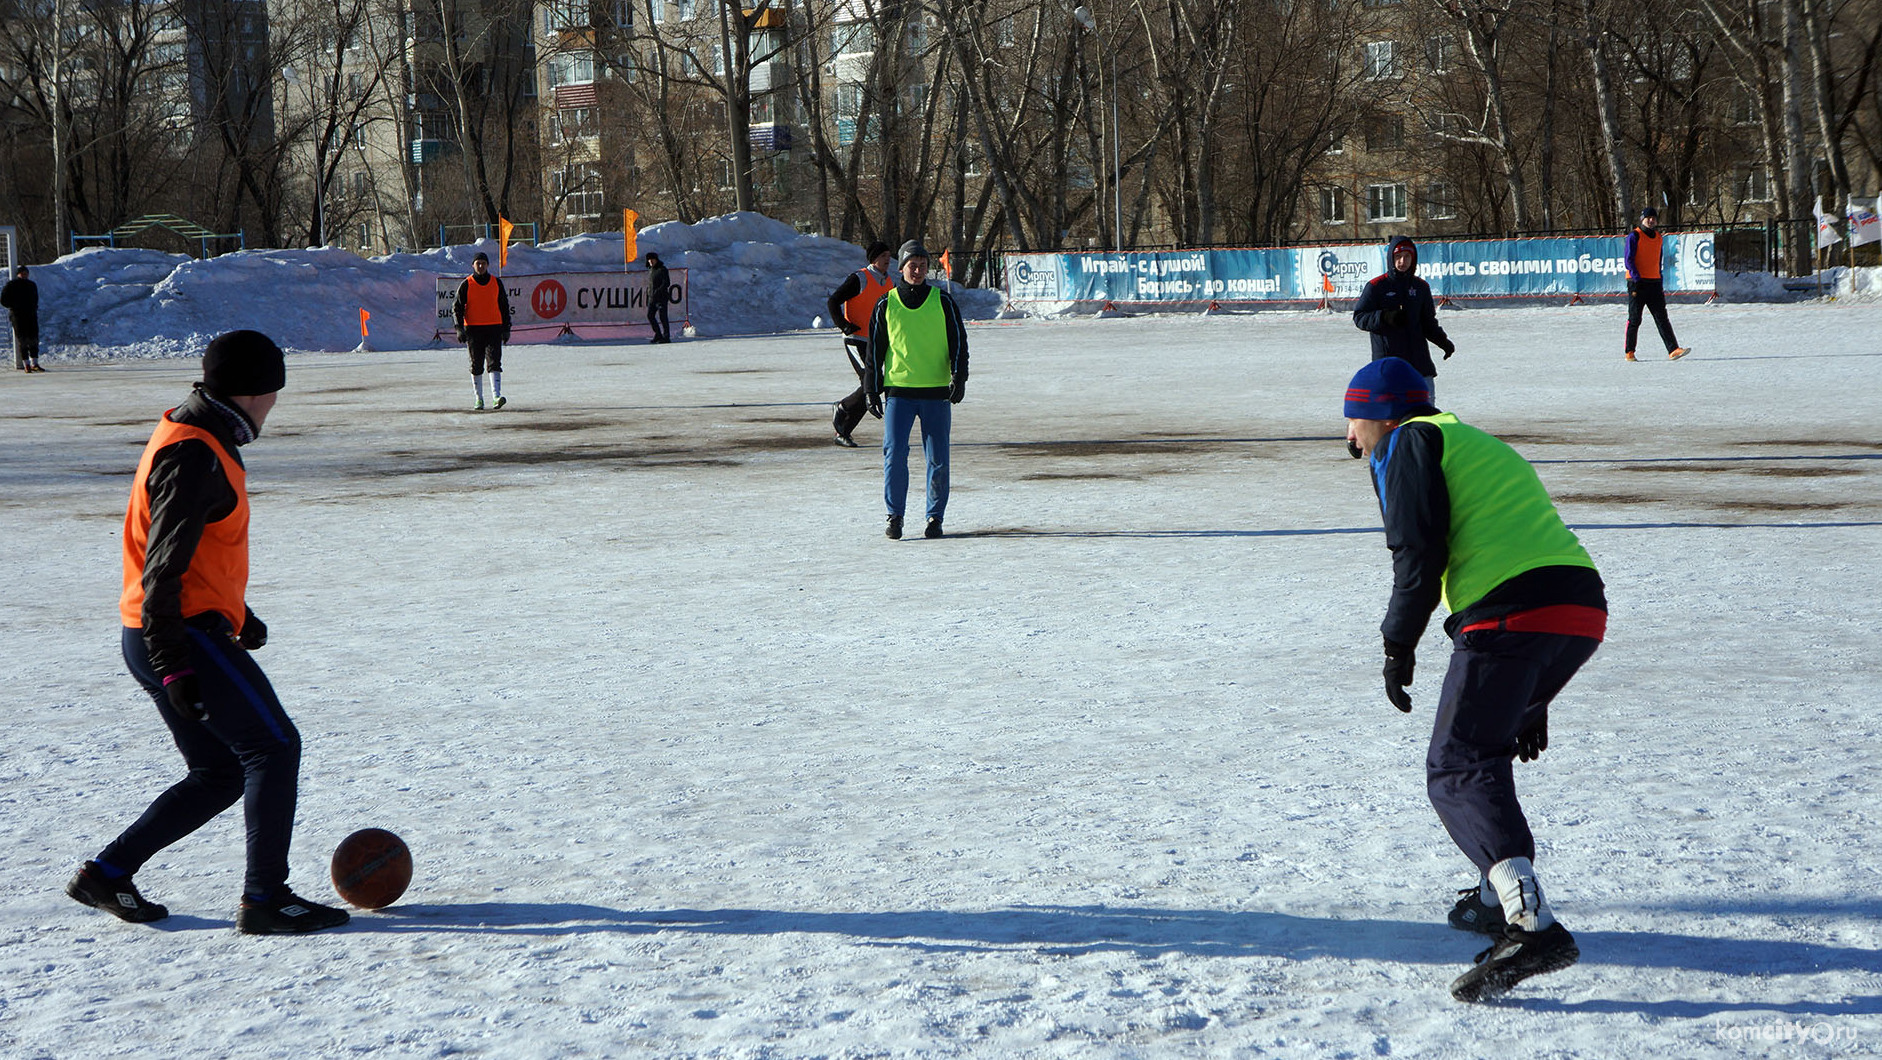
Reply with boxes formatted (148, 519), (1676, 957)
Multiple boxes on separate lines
(865, 241), (891, 262)
(1640, 206), (1658, 219)
(202, 330), (286, 396)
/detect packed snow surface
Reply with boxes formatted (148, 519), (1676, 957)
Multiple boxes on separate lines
(3, 299), (1880, 1058)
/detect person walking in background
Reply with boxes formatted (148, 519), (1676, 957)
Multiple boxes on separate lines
(1623, 207), (1691, 361)
(866, 241), (968, 540)
(646, 253), (672, 344)
(1342, 356), (1607, 1002)
(451, 252), (513, 410)
(825, 241), (893, 447)
(1352, 236), (1455, 401)
(2, 265), (43, 372)
(67, 330), (349, 935)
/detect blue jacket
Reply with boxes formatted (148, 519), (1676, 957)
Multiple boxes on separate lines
(1352, 236), (1453, 378)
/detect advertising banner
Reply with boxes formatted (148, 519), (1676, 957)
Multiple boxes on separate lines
(1003, 234), (1714, 305)
(435, 269), (688, 335)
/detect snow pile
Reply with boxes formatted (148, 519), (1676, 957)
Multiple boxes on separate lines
(23, 212), (1006, 358)
(1714, 270), (1794, 302)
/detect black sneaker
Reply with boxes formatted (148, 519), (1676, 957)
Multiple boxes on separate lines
(66, 862), (169, 923)
(1448, 885), (1506, 935)
(237, 892), (351, 935)
(885, 515), (903, 540)
(924, 518), (944, 539)
(1450, 922), (1579, 1002)
(834, 433), (859, 448)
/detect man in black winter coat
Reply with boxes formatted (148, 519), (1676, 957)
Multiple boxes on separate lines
(1352, 236), (1455, 398)
(1, 266), (43, 371)
(645, 253), (672, 343)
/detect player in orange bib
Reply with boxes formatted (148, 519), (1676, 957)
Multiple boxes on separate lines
(825, 241), (894, 447)
(452, 251), (515, 409)
(1622, 207), (1691, 361)
(66, 331), (349, 935)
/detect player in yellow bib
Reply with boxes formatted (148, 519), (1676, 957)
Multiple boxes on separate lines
(1344, 356), (1607, 1002)
(865, 241), (968, 539)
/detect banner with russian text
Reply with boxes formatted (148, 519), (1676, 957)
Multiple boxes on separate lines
(436, 269), (688, 337)
(1003, 233), (1715, 304)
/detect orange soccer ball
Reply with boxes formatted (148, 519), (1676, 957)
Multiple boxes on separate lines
(330, 828), (413, 910)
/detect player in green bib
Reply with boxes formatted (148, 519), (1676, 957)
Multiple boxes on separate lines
(865, 241), (969, 539)
(1344, 356), (1608, 1002)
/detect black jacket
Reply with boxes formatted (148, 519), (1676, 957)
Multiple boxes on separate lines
(648, 264), (671, 306)
(135, 388), (264, 677)
(1352, 236), (1452, 378)
(865, 280), (969, 400)
(1370, 415), (1606, 645)
(1, 277), (38, 333)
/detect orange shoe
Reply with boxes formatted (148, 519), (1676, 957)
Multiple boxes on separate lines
(1624, 351), (1638, 362)
(1668, 347), (1690, 360)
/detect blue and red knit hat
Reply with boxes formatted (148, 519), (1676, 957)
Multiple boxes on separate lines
(1343, 357), (1432, 420)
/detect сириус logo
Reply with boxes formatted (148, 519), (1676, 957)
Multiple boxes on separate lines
(1318, 250), (1340, 277)
(1695, 237), (1715, 269)
(1013, 260), (1034, 284)
(532, 279), (567, 319)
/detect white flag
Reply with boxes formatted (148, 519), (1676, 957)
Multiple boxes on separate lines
(1849, 195), (1881, 248)
(1814, 196), (1842, 248)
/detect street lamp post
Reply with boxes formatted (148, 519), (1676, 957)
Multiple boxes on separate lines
(1073, 6), (1124, 252)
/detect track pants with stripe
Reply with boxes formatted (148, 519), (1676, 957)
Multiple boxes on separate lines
(103, 616), (302, 899)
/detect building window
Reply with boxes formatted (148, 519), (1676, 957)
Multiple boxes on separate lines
(1367, 183), (1408, 222)
(1736, 165), (1770, 203)
(1321, 187), (1346, 224)
(545, 0), (587, 32)
(556, 164), (604, 219)
(831, 20), (875, 57)
(1363, 41), (1398, 80)
(1365, 116), (1405, 151)
(1425, 34), (1455, 73)
(553, 107), (596, 140)
(1729, 90), (1757, 126)
(1423, 181), (1456, 220)
(547, 51), (596, 87)
(610, 0), (633, 29)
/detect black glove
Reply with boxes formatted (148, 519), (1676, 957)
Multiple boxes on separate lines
(1346, 438), (1364, 460)
(501, 326), (512, 344)
(1382, 308), (1408, 328)
(866, 395), (883, 419)
(163, 670), (206, 722)
(1626, 280), (1637, 298)
(948, 380), (965, 405)
(238, 610), (267, 651)
(454, 325), (468, 343)
(1515, 709), (1548, 762)
(1436, 338), (1455, 359)
(839, 321), (861, 336)
(1382, 638), (1415, 713)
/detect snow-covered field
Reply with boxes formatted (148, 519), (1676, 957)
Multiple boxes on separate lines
(4, 301), (1880, 1058)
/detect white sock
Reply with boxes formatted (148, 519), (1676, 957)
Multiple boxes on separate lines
(492, 372), (502, 399)
(473, 375), (485, 401)
(1486, 857), (1555, 932)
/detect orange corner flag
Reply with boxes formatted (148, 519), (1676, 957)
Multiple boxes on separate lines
(1322, 272), (1334, 294)
(940, 248), (952, 277)
(358, 308), (371, 337)
(497, 216), (515, 269)
(623, 209), (640, 267)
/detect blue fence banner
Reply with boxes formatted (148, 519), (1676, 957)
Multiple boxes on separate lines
(1004, 234), (1715, 305)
